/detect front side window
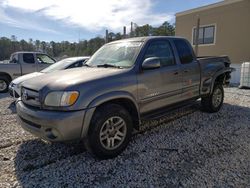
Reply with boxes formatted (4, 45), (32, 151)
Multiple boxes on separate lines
(10, 54), (18, 63)
(174, 39), (194, 64)
(37, 54), (55, 64)
(143, 41), (175, 67)
(23, 53), (35, 64)
(193, 25), (215, 45)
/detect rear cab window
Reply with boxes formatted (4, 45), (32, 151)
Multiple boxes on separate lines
(23, 53), (35, 64)
(173, 39), (194, 64)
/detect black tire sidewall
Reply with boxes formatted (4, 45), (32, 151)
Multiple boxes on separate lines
(211, 84), (224, 112)
(0, 77), (9, 93)
(87, 104), (133, 159)
(201, 84), (224, 113)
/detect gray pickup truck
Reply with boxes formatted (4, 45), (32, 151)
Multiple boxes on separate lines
(16, 37), (234, 159)
(0, 52), (55, 93)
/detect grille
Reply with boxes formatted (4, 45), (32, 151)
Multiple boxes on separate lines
(21, 87), (41, 107)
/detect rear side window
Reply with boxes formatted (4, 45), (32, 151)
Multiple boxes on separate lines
(144, 41), (175, 67)
(23, 53), (35, 64)
(67, 61), (84, 69)
(174, 39), (194, 64)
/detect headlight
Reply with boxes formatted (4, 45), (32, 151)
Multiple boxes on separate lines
(44, 91), (79, 107)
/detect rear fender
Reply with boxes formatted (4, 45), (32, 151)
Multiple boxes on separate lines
(202, 67), (235, 95)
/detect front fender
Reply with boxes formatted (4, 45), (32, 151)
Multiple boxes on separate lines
(87, 91), (139, 109)
(80, 91), (139, 139)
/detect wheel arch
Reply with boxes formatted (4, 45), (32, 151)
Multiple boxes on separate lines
(81, 91), (140, 139)
(0, 72), (12, 82)
(204, 68), (232, 95)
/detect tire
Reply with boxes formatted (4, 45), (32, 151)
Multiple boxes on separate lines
(85, 104), (133, 159)
(0, 76), (10, 93)
(201, 84), (224, 113)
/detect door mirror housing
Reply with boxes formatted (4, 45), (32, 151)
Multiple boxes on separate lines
(142, 57), (161, 70)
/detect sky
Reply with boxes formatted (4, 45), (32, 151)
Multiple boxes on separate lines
(0, 0), (222, 42)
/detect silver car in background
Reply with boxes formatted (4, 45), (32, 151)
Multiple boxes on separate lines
(9, 56), (90, 98)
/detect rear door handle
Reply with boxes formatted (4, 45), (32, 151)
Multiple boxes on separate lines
(184, 69), (189, 73)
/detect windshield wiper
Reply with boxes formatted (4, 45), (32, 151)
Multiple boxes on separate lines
(97, 64), (123, 69)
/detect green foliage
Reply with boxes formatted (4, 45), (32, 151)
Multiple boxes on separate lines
(0, 21), (175, 60)
(0, 36), (105, 60)
(135, 21), (175, 37)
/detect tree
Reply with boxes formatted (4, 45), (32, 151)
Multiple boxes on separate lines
(153, 21), (175, 36)
(133, 21), (175, 37)
(0, 21), (175, 61)
(35, 40), (41, 51)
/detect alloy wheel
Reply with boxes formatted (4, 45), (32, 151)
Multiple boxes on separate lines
(99, 116), (127, 150)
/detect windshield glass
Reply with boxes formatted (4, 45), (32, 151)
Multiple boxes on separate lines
(86, 41), (142, 68)
(41, 59), (77, 73)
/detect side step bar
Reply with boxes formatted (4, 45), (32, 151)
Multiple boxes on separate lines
(141, 99), (199, 121)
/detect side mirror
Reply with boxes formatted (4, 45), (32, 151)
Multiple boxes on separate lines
(142, 57), (161, 70)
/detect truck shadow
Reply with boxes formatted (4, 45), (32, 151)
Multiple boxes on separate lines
(13, 103), (250, 187)
(8, 100), (16, 113)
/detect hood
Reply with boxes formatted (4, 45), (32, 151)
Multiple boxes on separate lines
(22, 67), (125, 91)
(12, 72), (44, 85)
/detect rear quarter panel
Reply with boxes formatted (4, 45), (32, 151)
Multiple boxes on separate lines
(0, 63), (21, 80)
(199, 56), (230, 95)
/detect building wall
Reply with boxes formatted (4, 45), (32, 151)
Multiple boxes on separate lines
(176, 0), (250, 65)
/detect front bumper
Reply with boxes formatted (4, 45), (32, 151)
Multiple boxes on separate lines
(16, 100), (86, 142)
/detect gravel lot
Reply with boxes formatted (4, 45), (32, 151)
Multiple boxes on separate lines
(0, 87), (250, 187)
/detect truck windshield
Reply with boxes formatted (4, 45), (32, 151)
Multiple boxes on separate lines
(86, 41), (142, 68)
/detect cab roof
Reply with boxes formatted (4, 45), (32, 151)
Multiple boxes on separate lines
(108, 36), (186, 44)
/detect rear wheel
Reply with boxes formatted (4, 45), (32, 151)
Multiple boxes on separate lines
(201, 84), (224, 113)
(0, 76), (10, 93)
(85, 104), (133, 159)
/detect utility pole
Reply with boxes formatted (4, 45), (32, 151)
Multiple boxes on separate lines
(105, 30), (109, 43)
(195, 16), (200, 56)
(78, 29), (80, 42)
(130, 22), (133, 38)
(123, 26), (126, 39)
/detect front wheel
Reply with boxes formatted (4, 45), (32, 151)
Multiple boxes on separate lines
(201, 84), (224, 113)
(85, 104), (133, 159)
(0, 76), (10, 93)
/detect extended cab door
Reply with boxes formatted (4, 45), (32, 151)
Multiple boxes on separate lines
(35, 54), (55, 71)
(137, 39), (182, 114)
(172, 39), (201, 100)
(20, 53), (37, 75)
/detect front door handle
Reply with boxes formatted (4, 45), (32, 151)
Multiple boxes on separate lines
(184, 69), (189, 73)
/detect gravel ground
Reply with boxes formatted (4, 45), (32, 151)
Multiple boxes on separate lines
(0, 88), (250, 187)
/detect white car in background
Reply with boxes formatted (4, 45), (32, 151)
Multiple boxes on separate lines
(9, 56), (90, 98)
